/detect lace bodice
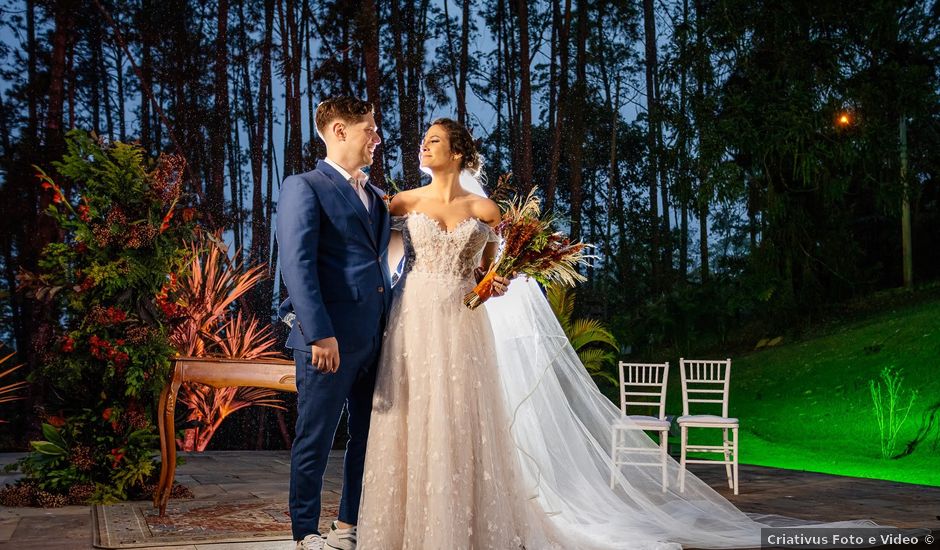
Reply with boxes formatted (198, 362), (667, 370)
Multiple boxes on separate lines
(394, 212), (498, 281)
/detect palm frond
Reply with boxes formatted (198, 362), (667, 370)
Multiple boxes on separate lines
(208, 311), (280, 360)
(546, 284), (575, 332)
(0, 350), (27, 410)
(171, 233), (266, 356)
(544, 287), (620, 385)
(568, 319), (620, 352)
(577, 348), (618, 385)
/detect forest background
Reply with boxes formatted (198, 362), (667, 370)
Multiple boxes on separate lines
(0, 0), (937, 451)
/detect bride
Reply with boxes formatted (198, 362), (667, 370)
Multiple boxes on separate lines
(356, 118), (869, 549)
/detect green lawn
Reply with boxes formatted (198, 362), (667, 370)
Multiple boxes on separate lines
(672, 296), (940, 486)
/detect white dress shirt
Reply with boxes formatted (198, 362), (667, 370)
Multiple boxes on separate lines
(324, 157), (371, 212)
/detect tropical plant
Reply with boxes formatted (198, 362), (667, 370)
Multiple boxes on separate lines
(167, 236), (266, 356)
(177, 385), (284, 452)
(869, 366), (918, 459)
(166, 233), (284, 452)
(547, 284), (620, 386)
(0, 348), (28, 421)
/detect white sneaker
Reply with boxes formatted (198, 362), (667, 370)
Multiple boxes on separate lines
(296, 533), (325, 550)
(324, 521), (357, 550)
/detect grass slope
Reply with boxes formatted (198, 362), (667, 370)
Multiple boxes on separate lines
(722, 297), (940, 486)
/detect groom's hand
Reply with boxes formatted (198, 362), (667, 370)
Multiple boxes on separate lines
(311, 337), (340, 373)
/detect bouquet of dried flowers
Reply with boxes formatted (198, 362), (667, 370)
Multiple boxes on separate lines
(463, 188), (589, 309)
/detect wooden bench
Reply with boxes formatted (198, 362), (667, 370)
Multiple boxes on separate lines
(153, 356), (295, 516)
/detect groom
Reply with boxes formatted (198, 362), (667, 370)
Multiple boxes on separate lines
(276, 96), (391, 550)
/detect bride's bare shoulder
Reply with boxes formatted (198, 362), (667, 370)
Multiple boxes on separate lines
(469, 197), (501, 226)
(389, 189), (420, 216)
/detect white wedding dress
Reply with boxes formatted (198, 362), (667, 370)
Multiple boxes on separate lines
(357, 203), (873, 549)
(358, 212), (570, 549)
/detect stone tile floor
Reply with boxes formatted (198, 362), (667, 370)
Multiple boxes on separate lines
(0, 451), (937, 549)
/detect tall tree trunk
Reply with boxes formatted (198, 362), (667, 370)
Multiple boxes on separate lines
(659, 132), (671, 282)
(391, 0), (423, 188)
(140, 0), (152, 152)
(458, 0), (471, 127)
(46, 2), (73, 153)
(66, 39), (76, 130)
(494, 0), (504, 166)
(114, 43), (125, 140)
(154, 82), (163, 150)
(244, 0), (273, 319)
(442, 0), (471, 128)
(566, 0), (588, 241)
(267, 64), (280, 304)
(694, 0), (709, 283)
(678, 0), (690, 281)
(89, 20), (102, 134)
(747, 175), (758, 253)
(31, 0), (74, 391)
(548, 0), (559, 134)
(359, 0), (386, 186)
(642, 0), (660, 286)
(99, 33), (114, 139)
(303, 0), (315, 152)
(501, 0), (518, 173)
(250, 0), (274, 272)
(278, 0), (303, 176)
(229, 106), (243, 261)
(208, 0), (230, 228)
(900, 114), (912, 288)
(699, 199), (708, 282)
(26, 0), (38, 144)
(0, 94), (10, 154)
(606, 74), (620, 271)
(289, 0), (304, 173)
(511, 0), (534, 192)
(546, 0), (571, 212)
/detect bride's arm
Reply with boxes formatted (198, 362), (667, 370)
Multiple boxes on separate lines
(387, 193), (412, 280)
(474, 199), (509, 292)
(387, 231), (404, 276)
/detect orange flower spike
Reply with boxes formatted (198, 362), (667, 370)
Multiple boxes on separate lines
(160, 196), (179, 233)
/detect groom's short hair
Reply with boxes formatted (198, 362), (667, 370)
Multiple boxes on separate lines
(315, 97), (374, 141)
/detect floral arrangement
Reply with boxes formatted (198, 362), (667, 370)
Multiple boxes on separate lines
(463, 187), (590, 309)
(9, 130), (195, 504)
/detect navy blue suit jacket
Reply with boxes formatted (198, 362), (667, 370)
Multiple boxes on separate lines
(276, 160), (392, 353)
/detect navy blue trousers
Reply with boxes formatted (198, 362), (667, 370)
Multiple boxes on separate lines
(289, 336), (379, 540)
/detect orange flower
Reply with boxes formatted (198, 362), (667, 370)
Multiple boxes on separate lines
(110, 448), (125, 467)
(47, 415), (66, 428)
(61, 336), (75, 353)
(159, 208), (174, 233)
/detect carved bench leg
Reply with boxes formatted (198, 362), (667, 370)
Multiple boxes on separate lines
(153, 384), (170, 509)
(157, 366), (182, 516)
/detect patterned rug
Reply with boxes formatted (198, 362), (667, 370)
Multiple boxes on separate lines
(93, 498), (338, 548)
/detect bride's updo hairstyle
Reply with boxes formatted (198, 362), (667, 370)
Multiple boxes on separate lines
(431, 118), (482, 175)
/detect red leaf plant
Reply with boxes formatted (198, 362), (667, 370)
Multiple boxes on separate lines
(169, 232), (285, 452)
